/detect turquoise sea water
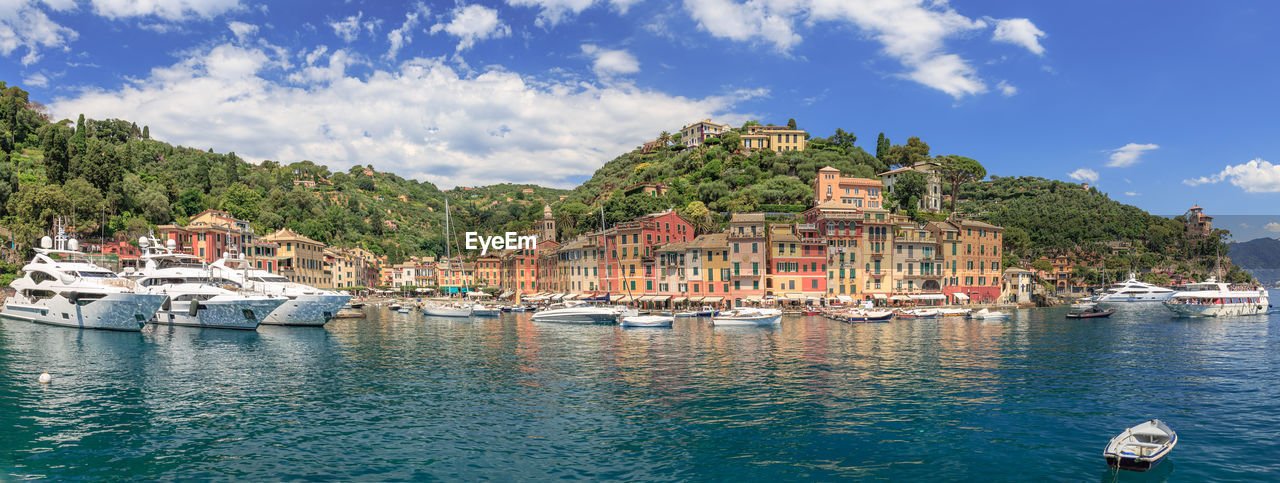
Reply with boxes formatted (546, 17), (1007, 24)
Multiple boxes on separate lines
(3, 303), (1279, 481)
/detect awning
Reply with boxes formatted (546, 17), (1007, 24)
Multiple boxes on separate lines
(701, 296), (723, 302)
(551, 293), (566, 301)
(909, 294), (946, 300)
(782, 293), (802, 300)
(746, 296), (763, 302)
(616, 295), (634, 303)
(837, 295), (854, 303)
(953, 293), (970, 301)
(563, 294), (580, 300)
(498, 291), (513, 298)
(649, 295), (671, 302)
(889, 295), (910, 301)
(467, 292), (492, 298)
(872, 294), (888, 300)
(671, 296), (688, 303)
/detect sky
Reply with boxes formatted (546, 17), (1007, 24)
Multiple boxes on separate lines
(3, 0), (1280, 221)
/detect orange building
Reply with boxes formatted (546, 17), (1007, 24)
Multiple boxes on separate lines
(813, 166), (885, 209)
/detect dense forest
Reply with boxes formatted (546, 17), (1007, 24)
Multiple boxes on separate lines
(0, 79), (1250, 283)
(0, 81), (566, 264)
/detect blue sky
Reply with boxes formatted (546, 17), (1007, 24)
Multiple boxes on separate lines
(4, 1), (1280, 223)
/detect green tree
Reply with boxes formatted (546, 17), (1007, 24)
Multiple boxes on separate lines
(936, 155), (986, 211)
(142, 125), (149, 139)
(875, 132), (890, 161)
(680, 200), (714, 234)
(64, 177), (105, 233)
(883, 136), (930, 168)
(39, 122), (73, 184)
(221, 182), (262, 221)
(787, 118), (797, 129)
(71, 113), (87, 155)
(890, 170), (928, 211)
(658, 131), (672, 149)
(828, 128), (857, 153)
(137, 183), (171, 224)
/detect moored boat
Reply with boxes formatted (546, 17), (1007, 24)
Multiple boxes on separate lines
(530, 301), (623, 324)
(694, 305), (719, 317)
(620, 315), (673, 328)
(422, 303), (473, 318)
(673, 311), (696, 318)
(1, 226), (168, 331)
(1095, 274), (1175, 302)
(711, 308), (781, 326)
(129, 237), (286, 330)
(897, 308), (938, 319)
(1103, 419), (1177, 471)
(968, 308), (1009, 320)
(937, 308), (971, 317)
(208, 253), (350, 327)
(844, 310), (895, 322)
(471, 304), (501, 317)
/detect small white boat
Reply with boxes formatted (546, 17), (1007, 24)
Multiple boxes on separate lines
(471, 304), (501, 317)
(897, 308), (938, 319)
(712, 308), (782, 326)
(422, 303), (472, 318)
(397, 307), (411, 314)
(620, 315), (673, 328)
(968, 308), (1008, 320)
(937, 308), (971, 317)
(1103, 419), (1177, 472)
(695, 305), (719, 317)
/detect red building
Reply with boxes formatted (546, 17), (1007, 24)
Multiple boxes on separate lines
(613, 210), (692, 296)
(803, 201), (864, 302)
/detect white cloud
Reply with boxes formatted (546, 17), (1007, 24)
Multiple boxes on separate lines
(1265, 222), (1280, 233)
(506, 0), (638, 27)
(50, 42), (754, 189)
(430, 4), (511, 52)
(1107, 142), (1158, 167)
(996, 79), (1017, 96)
(330, 11), (379, 43)
(581, 44), (640, 77)
(1068, 168), (1098, 183)
(23, 72), (49, 87)
(386, 3), (429, 60)
(683, 0), (1001, 98)
(1124, 191), (1138, 196)
(227, 21), (257, 40)
(89, 0), (242, 20)
(0, 0), (79, 65)
(991, 17), (1045, 55)
(1183, 158), (1280, 193)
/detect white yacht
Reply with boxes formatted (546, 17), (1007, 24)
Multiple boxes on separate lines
(208, 253), (350, 326)
(1163, 278), (1269, 317)
(1093, 274), (1175, 302)
(1, 227), (167, 331)
(711, 307), (783, 326)
(530, 301), (627, 324)
(422, 302), (473, 318)
(129, 237), (286, 330)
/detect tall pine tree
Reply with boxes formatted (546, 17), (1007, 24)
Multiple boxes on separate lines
(875, 132), (889, 161)
(71, 113), (87, 156)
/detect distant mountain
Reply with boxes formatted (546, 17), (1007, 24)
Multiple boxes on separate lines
(1229, 237), (1280, 269)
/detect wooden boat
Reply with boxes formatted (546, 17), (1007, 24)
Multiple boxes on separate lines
(844, 310), (895, 322)
(620, 315), (674, 328)
(1104, 419), (1177, 471)
(937, 308), (971, 317)
(801, 307), (821, 316)
(1067, 307), (1116, 319)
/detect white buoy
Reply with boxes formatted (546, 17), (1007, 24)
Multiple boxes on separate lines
(38, 372), (51, 384)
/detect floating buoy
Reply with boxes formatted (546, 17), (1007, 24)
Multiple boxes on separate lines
(38, 372), (51, 384)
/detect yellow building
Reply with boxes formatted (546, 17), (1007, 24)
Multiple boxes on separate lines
(691, 233), (730, 306)
(741, 124), (807, 153)
(262, 228), (328, 287)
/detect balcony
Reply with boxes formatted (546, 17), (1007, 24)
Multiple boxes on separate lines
(796, 223), (817, 231)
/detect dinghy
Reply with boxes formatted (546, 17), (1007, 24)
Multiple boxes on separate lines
(1066, 307), (1115, 319)
(937, 308), (971, 317)
(968, 308), (1009, 320)
(1103, 419), (1177, 471)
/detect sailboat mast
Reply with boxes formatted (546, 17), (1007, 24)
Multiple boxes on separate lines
(444, 197), (451, 261)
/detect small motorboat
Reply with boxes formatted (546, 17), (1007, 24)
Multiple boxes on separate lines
(801, 307), (821, 316)
(397, 306), (411, 314)
(389, 303), (403, 310)
(673, 311), (697, 318)
(845, 310), (895, 322)
(897, 308), (938, 319)
(348, 302), (365, 309)
(968, 308), (1008, 320)
(937, 308), (971, 317)
(712, 308), (782, 326)
(1067, 307), (1116, 319)
(695, 305), (719, 317)
(1104, 419), (1177, 472)
(471, 304), (501, 317)
(620, 315), (674, 328)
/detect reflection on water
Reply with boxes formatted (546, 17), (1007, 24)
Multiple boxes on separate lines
(3, 304), (1280, 480)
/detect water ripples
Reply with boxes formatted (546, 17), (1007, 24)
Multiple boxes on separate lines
(3, 304), (1279, 480)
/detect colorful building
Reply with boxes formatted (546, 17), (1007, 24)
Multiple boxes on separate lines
(741, 124), (807, 153)
(262, 228), (328, 287)
(813, 166), (884, 209)
(680, 119), (731, 148)
(727, 213), (767, 306)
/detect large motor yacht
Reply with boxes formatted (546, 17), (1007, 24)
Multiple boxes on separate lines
(1093, 273), (1175, 302)
(128, 237), (286, 330)
(529, 300), (629, 324)
(208, 252), (350, 326)
(1, 226), (167, 331)
(1162, 278), (1269, 317)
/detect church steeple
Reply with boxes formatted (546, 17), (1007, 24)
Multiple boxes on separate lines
(539, 204), (556, 243)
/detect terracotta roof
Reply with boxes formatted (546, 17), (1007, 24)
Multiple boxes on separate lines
(688, 233), (728, 249)
(730, 213), (766, 223)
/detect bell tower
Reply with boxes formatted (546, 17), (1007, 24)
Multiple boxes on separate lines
(539, 204), (556, 243)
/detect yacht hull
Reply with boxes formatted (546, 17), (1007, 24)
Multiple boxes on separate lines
(422, 306), (473, 317)
(1, 293), (167, 332)
(530, 311), (618, 324)
(1163, 302), (1268, 317)
(262, 294), (351, 326)
(712, 315), (781, 326)
(150, 298), (285, 330)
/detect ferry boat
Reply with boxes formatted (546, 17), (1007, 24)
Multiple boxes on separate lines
(1093, 274), (1175, 302)
(1, 225), (167, 331)
(208, 252), (350, 326)
(129, 237), (286, 330)
(1162, 278), (1269, 317)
